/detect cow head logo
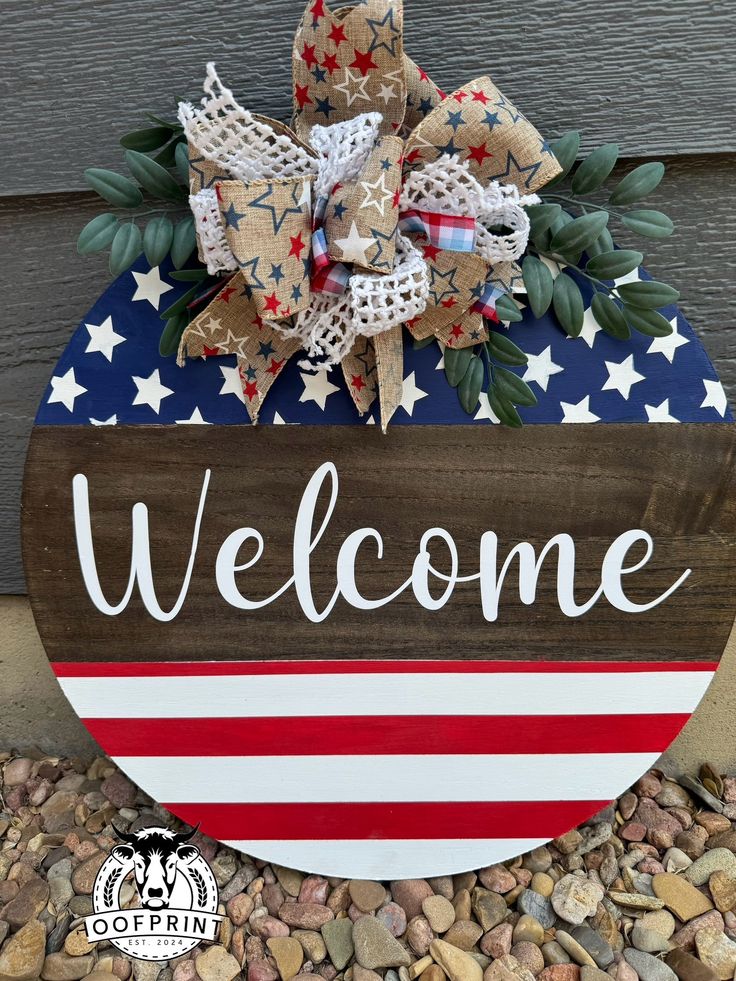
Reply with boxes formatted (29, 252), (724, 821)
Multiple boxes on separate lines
(86, 823), (221, 962)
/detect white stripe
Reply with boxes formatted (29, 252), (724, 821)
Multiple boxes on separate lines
(224, 839), (552, 880)
(59, 670), (713, 718)
(112, 752), (660, 803)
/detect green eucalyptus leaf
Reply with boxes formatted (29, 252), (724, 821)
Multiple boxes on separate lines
(171, 216), (196, 268)
(160, 284), (199, 321)
(609, 161), (665, 206)
(552, 272), (585, 338)
(494, 365), (538, 407)
(444, 345), (473, 387)
(170, 268), (210, 282)
(591, 292), (630, 339)
(175, 142), (191, 185)
(143, 215), (174, 267)
(522, 255), (554, 318)
(488, 383), (523, 427)
(413, 336), (435, 350)
(458, 356), (484, 414)
(84, 168), (143, 208)
(624, 305), (674, 337)
(109, 222), (142, 276)
(525, 203), (562, 238)
(487, 332), (528, 366)
(125, 149), (186, 202)
(120, 127), (174, 152)
(617, 280), (680, 309)
(153, 140), (182, 170)
(146, 111), (182, 130)
(621, 210), (674, 239)
(550, 212), (609, 255)
(585, 227), (615, 258)
(77, 213), (119, 255)
(159, 312), (189, 358)
(570, 143), (619, 195)
(544, 131), (581, 188)
(494, 293), (524, 323)
(586, 250), (644, 280)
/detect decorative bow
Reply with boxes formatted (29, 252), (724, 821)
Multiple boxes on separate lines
(176, 0), (561, 430)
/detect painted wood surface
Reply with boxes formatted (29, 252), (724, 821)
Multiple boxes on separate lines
(22, 424), (736, 664)
(6, 0), (736, 198)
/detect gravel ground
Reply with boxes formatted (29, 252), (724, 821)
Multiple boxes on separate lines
(1, 753), (736, 981)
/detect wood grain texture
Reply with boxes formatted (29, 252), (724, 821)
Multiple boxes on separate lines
(22, 425), (736, 664)
(1, 154), (735, 595)
(5, 0), (736, 196)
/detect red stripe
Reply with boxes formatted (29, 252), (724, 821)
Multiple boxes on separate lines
(89, 713), (688, 757)
(164, 800), (612, 840)
(51, 660), (719, 677)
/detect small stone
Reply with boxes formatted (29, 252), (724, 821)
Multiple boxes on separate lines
(662, 848), (692, 873)
(349, 881), (386, 913)
(273, 866), (304, 898)
(554, 832), (584, 856)
(299, 877), (329, 906)
(353, 915), (411, 969)
(537, 967), (579, 981)
(512, 943), (544, 976)
(391, 880), (434, 920)
(219, 861), (258, 902)
(708, 870), (736, 913)
(279, 903), (334, 931)
(471, 888), (507, 931)
(250, 913), (289, 939)
(651, 873), (712, 921)
(623, 950), (676, 981)
(321, 919), (354, 971)
(376, 902), (407, 938)
(3, 760), (33, 788)
(569, 927), (613, 969)
(406, 916), (434, 957)
(41, 953), (95, 980)
(249, 962), (278, 981)
(63, 929), (93, 957)
(70, 852), (105, 895)
(478, 867), (516, 894)
(630, 923), (669, 955)
(616, 963), (638, 981)
(100, 771), (136, 808)
(518, 890), (555, 930)
(292, 931), (326, 965)
(428, 877), (454, 900)
(513, 916), (544, 946)
(408, 958), (433, 981)
(579, 969), (610, 981)
(453, 889), (472, 921)
(423, 894), (455, 933)
(665, 948), (719, 981)
(530, 874), (554, 899)
(551, 876), (604, 926)
(196, 946), (241, 981)
(554, 933), (596, 969)
(694, 929), (736, 980)
(541, 943), (571, 967)
(444, 919), (483, 951)
(1, 878), (49, 928)
(430, 939), (483, 981)
(267, 938), (304, 981)
(670, 910), (724, 951)
(422, 968), (446, 981)
(0, 920), (46, 981)
(640, 910), (676, 939)
(481, 923), (513, 959)
(684, 850), (736, 887)
(226, 893), (255, 926)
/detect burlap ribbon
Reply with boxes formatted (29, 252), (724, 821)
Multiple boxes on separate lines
(177, 0), (561, 430)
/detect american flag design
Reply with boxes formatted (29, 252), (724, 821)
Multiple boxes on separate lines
(34, 257), (731, 877)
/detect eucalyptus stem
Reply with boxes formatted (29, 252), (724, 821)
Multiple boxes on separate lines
(529, 247), (617, 297)
(541, 193), (627, 221)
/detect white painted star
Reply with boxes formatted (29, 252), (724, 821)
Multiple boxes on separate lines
(175, 407), (210, 424)
(132, 369), (174, 414)
(560, 396), (600, 423)
(539, 255), (563, 281)
(474, 392), (500, 423)
(90, 415), (117, 426)
(647, 316), (689, 364)
(298, 180), (312, 211)
(523, 346), (564, 392)
(602, 354), (645, 400)
(574, 305), (602, 349)
(360, 172), (394, 217)
(84, 316), (125, 362)
(645, 399), (680, 423)
(131, 266), (174, 310)
(701, 378), (729, 417)
(335, 68), (371, 107)
(219, 365), (246, 403)
(48, 368), (86, 412)
(613, 267), (641, 289)
(273, 411), (287, 425)
(435, 350), (445, 371)
(299, 370), (340, 410)
(400, 371), (428, 416)
(377, 82), (396, 103)
(333, 221), (377, 265)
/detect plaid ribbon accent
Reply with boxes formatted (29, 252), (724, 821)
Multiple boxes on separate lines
(399, 209), (477, 252)
(311, 228), (331, 271)
(312, 261), (351, 295)
(472, 280), (504, 321)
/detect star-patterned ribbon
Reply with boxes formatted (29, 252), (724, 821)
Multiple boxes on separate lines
(176, 0), (562, 430)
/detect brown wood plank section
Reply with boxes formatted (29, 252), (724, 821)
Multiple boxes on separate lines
(22, 424), (736, 665)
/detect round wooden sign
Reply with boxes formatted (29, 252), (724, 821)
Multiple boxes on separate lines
(22, 258), (736, 878)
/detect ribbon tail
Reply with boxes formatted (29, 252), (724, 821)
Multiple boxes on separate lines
(236, 329), (302, 424)
(435, 309), (489, 349)
(341, 336), (378, 416)
(373, 325), (404, 432)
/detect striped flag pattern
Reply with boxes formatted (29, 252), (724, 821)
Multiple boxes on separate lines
(53, 659), (716, 878)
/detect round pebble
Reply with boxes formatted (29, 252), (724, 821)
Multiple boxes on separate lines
(422, 895), (456, 933)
